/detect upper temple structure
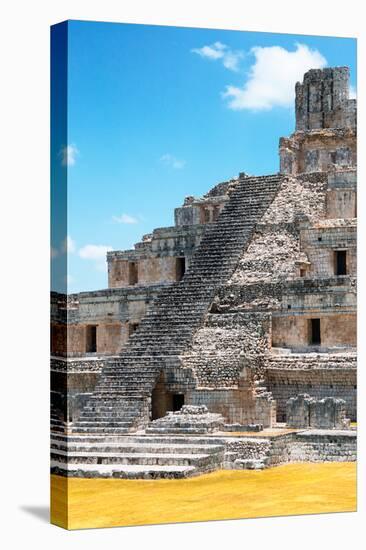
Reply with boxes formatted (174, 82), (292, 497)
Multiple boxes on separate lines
(51, 67), (357, 478)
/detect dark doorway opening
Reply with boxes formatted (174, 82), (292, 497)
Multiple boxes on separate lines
(175, 257), (186, 281)
(151, 372), (171, 420)
(86, 325), (97, 352)
(128, 322), (139, 337)
(128, 262), (138, 285)
(309, 318), (321, 345)
(172, 394), (185, 412)
(335, 250), (347, 275)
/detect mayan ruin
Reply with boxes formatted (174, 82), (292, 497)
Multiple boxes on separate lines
(51, 66), (357, 479)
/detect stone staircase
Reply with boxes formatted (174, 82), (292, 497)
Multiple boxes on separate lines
(50, 404), (65, 434)
(51, 433), (226, 479)
(72, 174), (283, 435)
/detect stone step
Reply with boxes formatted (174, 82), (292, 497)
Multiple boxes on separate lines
(73, 427), (132, 434)
(51, 450), (215, 467)
(51, 434), (226, 446)
(51, 441), (224, 455)
(51, 461), (197, 479)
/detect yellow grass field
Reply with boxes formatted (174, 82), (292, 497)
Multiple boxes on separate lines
(51, 462), (356, 530)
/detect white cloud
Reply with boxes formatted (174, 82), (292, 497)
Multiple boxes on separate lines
(223, 43), (327, 111)
(79, 244), (113, 261)
(112, 213), (139, 224)
(160, 153), (186, 170)
(60, 144), (79, 166)
(192, 41), (244, 72)
(349, 85), (357, 99)
(79, 243), (113, 273)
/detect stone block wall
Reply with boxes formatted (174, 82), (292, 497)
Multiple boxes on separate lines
(295, 67), (356, 131)
(265, 356), (356, 421)
(174, 181), (230, 226)
(326, 189), (356, 219)
(181, 312), (271, 386)
(286, 394), (350, 429)
(186, 388), (275, 427)
(107, 225), (205, 288)
(271, 312), (356, 349)
(51, 357), (104, 422)
(51, 286), (162, 356)
(280, 130), (356, 175)
(287, 431), (356, 463)
(300, 223), (356, 277)
(266, 431), (356, 465)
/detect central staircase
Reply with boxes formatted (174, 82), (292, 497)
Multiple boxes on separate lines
(72, 174), (283, 435)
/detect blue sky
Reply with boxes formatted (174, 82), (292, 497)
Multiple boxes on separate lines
(51, 20), (356, 293)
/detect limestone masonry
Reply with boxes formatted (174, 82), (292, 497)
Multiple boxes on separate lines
(51, 67), (357, 479)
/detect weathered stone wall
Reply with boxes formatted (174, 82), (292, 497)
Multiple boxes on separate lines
(51, 323), (67, 356)
(51, 357), (108, 421)
(181, 313), (271, 387)
(266, 430), (356, 465)
(229, 173), (328, 286)
(295, 67), (356, 132)
(261, 173), (328, 225)
(265, 354), (356, 421)
(280, 276), (356, 314)
(185, 388), (275, 427)
(287, 431), (356, 463)
(280, 67), (356, 176)
(286, 394), (350, 429)
(229, 224), (301, 285)
(271, 312), (356, 349)
(52, 286), (163, 356)
(300, 223), (356, 277)
(107, 225), (205, 288)
(280, 130), (356, 175)
(326, 170), (357, 219)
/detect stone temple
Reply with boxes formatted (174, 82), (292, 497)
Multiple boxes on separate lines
(51, 67), (357, 478)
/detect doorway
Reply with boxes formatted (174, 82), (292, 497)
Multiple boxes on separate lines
(335, 250), (347, 275)
(175, 257), (186, 281)
(309, 318), (321, 345)
(86, 325), (97, 353)
(128, 261), (138, 285)
(172, 393), (184, 412)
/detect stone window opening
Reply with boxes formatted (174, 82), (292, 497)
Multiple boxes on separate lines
(335, 250), (347, 276)
(86, 325), (97, 353)
(128, 261), (138, 285)
(128, 322), (139, 337)
(300, 268), (306, 277)
(329, 151), (337, 165)
(309, 318), (321, 346)
(175, 257), (186, 281)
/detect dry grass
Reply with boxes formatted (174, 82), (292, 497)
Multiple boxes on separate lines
(51, 462), (356, 530)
